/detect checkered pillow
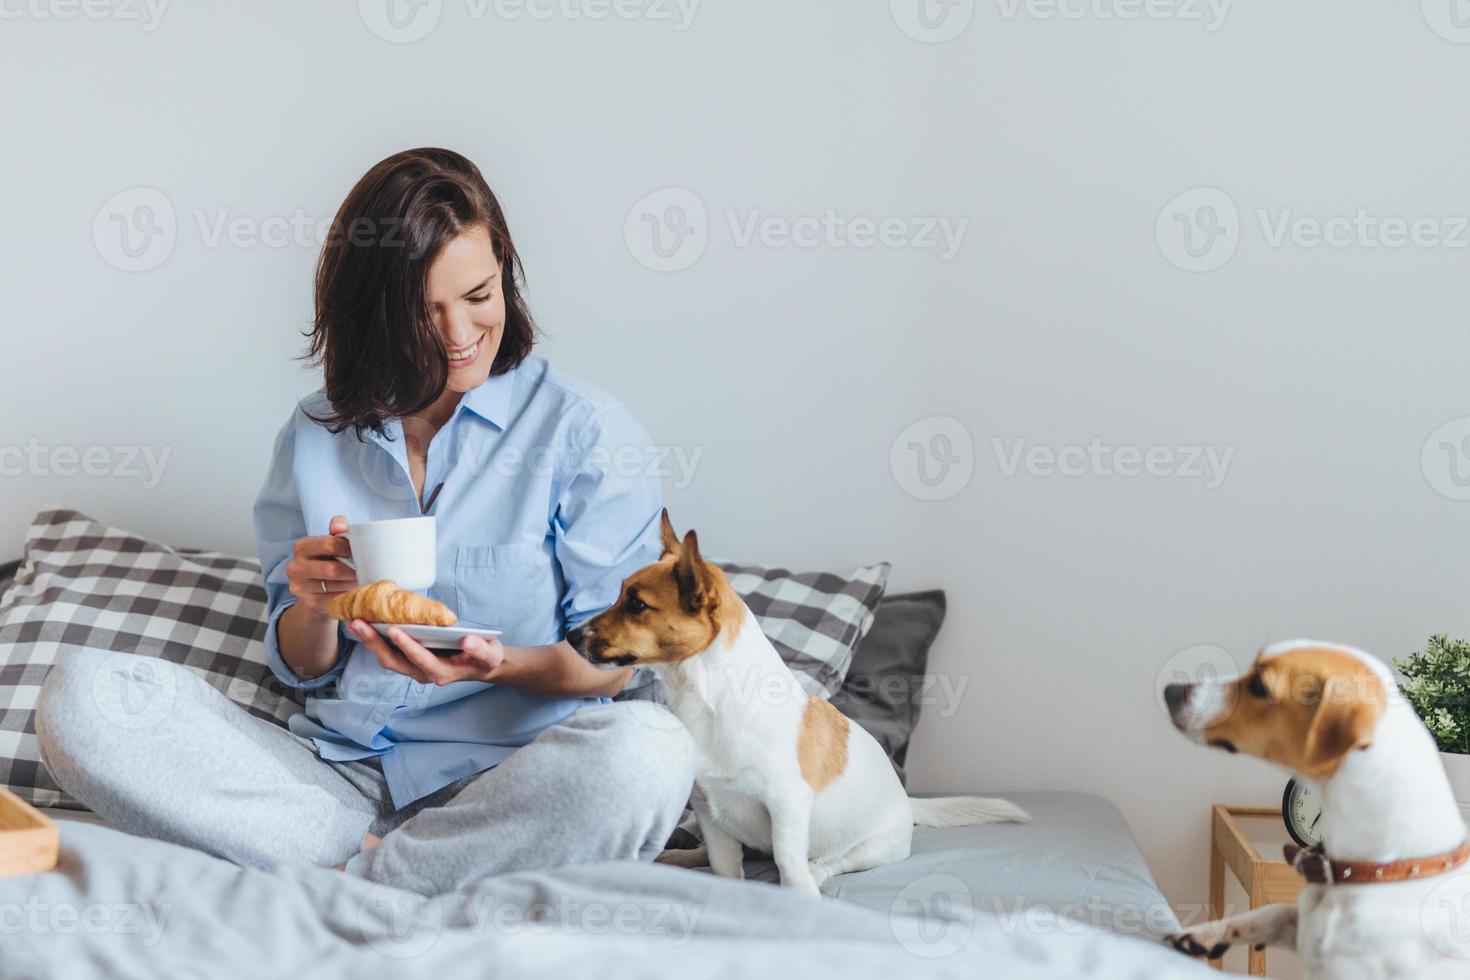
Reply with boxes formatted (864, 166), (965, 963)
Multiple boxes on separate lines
(0, 508), (296, 809)
(715, 561), (891, 698)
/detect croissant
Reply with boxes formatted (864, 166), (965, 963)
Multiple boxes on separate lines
(328, 580), (457, 627)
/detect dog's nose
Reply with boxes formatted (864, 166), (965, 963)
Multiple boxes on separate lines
(566, 626), (586, 651)
(1163, 683), (1190, 716)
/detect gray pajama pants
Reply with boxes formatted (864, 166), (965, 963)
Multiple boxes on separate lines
(34, 649), (695, 896)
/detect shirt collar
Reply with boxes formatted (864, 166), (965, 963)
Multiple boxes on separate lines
(461, 369), (514, 429)
(361, 368), (515, 454)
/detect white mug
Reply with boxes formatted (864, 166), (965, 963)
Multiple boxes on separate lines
(334, 516), (437, 592)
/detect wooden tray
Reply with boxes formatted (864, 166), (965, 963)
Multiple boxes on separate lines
(0, 788), (58, 877)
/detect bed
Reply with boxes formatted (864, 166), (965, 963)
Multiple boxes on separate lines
(10, 789), (1198, 979)
(0, 515), (1206, 978)
(39, 788), (1176, 934)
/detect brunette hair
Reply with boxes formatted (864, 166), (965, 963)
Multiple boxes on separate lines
(302, 147), (535, 438)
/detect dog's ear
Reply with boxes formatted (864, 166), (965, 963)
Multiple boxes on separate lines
(672, 529), (710, 614)
(1303, 672), (1384, 774)
(659, 509), (681, 558)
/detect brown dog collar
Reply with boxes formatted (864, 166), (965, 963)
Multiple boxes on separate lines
(1284, 839), (1470, 885)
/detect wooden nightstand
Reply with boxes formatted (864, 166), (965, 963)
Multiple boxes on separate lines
(1209, 805), (1304, 976)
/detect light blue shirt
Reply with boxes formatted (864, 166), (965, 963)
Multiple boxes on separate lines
(252, 356), (663, 809)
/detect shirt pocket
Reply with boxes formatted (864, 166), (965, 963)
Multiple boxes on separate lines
(454, 542), (547, 629)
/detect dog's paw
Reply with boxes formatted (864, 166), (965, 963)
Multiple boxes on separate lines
(1163, 924), (1232, 961)
(655, 846), (708, 869)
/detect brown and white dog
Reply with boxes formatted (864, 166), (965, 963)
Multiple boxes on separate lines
(1163, 640), (1470, 978)
(568, 511), (1027, 895)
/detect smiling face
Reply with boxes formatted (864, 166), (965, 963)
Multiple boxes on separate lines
(310, 148), (538, 436)
(1164, 643), (1388, 780)
(425, 225), (505, 394)
(568, 511), (744, 667)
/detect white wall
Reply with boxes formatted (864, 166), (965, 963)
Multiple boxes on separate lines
(4, 0), (1470, 922)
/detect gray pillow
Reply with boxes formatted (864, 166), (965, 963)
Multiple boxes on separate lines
(829, 590), (947, 787)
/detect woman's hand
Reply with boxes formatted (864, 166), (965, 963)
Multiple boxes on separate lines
(285, 515), (357, 618)
(276, 515), (357, 681)
(348, 620), (631, 697)
(348, 619), (506, 685)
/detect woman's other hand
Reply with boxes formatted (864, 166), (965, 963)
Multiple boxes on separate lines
(348, 625), (625, 697)
(349, 620), (506, 685)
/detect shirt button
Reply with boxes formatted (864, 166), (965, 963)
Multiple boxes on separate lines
(372, 709), (388, 725)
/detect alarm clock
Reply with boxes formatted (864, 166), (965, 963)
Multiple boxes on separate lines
(1282, 779), (1323, 849)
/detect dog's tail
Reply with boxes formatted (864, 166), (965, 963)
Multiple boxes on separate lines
(909, 796), (1030, 828)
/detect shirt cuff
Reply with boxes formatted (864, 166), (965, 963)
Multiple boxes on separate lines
(264, 599), (349, 691)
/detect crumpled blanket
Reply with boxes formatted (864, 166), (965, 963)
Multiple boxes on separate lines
(0, 823), (1216, 979)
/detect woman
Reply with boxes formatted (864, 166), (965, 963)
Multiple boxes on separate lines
(36, 148), (695, 895)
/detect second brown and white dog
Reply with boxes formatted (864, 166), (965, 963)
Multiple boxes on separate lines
(1163, 640), (1470, 978)
(568, 511), (1027, 896)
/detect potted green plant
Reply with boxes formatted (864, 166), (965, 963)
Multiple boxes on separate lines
(1395, 634), (1470, 813)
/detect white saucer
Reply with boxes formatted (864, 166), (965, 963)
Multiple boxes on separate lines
(370, 623), (502, 652)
